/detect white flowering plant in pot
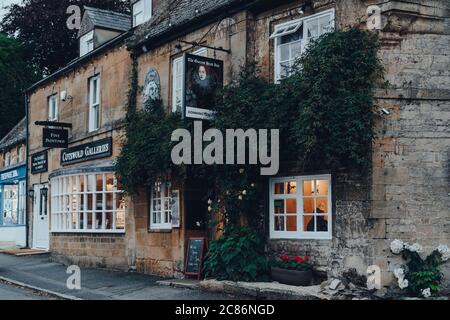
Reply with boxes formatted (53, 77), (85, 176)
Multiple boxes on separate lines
(390, 240), (450, 298)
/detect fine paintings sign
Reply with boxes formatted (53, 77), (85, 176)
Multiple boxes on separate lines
(61, 137), (112, 166)
(43, 128), (69, 148)
(184, 238), (207, 279)
(184, 54), (223, 120)
(31, 151), (48, 174)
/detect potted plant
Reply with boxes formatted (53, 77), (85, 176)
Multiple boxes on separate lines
(270, 255), (313, 286)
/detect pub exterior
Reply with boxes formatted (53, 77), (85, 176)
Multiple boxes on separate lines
(24, 0), (449, 291)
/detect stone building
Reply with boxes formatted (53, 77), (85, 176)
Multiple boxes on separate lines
(0, 118), (27, 248)
(24, 0), (449, 290)
(26, 7), (132, 264)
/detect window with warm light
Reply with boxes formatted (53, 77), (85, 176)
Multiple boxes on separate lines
(269, 175), (332, 239)
(271, 9), (335, 82)
(51, 173), (125, 232)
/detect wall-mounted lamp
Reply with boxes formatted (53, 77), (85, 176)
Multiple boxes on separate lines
(28, 189), (35, 199)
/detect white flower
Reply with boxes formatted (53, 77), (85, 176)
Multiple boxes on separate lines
(207, 199), (212, 205)
(251, 183), (255, 188)
(421, 288), (431, 298)
(207, 206), (212, 212)
(398, 278), (409, 289)
(242, 190), (247, 195)
(437, 244), (450, 261)
(407, 243), (423, 253)
(390, 239), (404, 254)
(393, 268), (405, 280)
(239, 168), (245, 174)
(238, 195), (243, 200)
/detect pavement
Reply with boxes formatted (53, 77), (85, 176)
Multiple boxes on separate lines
(0, 253), (240, 300)
(0, 281), (53, 300)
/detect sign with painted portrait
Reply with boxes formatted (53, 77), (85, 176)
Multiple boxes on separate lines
(184, 54), (223, 120)
(143, 68), (161, 110)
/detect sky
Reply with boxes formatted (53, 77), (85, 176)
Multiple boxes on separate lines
(0, 0), (21, 21)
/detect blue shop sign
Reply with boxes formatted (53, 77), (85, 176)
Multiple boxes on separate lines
(0, 166), (26, 184)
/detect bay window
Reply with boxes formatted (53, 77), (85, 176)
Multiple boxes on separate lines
(272, 9), (335, 81)
(270, 175), (332, 239)
(51, 173), (125, 232)
(150, 182), (180, 230)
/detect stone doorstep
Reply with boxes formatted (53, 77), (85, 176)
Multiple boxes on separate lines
(157, 279), (328, 300)
(0, 248), (50, 256)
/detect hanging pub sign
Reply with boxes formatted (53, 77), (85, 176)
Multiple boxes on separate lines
(31, 151), (48, 174)
(43, 128), (69, 148)
(184, 53), (224, 120)
(61, 137), (112, 166)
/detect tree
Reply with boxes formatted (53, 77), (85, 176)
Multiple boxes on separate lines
(1, 0), (130, 75)
(0, 33), (38, 138)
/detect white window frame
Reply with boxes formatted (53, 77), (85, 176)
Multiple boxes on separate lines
(50, 173), (125, 233)
(273, 9), (335, 82)
(149, 183), (180, 230)
(88, 75), (101, 132)
(171, 47), (207, 113)
(269, 174), (332, 240)
(133, 0), (152, 27)
(48, 93), (58, 121)
(80, 31), (94, 57)
(18, 146), (24, 163)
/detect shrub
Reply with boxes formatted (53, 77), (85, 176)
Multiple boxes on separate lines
(271, 255), (313, 271)
(203, 226), (269, 282)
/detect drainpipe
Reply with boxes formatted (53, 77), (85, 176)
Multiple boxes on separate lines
(25, 93), (30, 248)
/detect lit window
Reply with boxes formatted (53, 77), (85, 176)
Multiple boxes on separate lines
(133, 0), (152, 27)
(51, 173), (125, 232)
(272, 9), (335, 82)
(270, 175), (332, 239)
(150, 182), (180, 230)
(172, 47), (207, 113)
(89, 75), (101, 132)
(80, 31), (94, 56)
(48, 94), (58, 121)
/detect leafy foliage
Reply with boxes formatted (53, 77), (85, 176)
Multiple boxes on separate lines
(1, 0), (129, 75)
(203, 226), (269, 281)
(400, 249), (445, 296)
(0, 33), (38, 137)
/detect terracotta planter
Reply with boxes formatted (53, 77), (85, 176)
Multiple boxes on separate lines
(270, 266), (313, 286)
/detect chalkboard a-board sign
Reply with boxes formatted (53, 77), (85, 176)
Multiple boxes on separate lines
(184, 238), (207, 279)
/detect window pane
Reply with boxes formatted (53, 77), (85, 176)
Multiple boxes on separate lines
(306, 18), (319, 39)
(96, 175), (103, 192)
(274, 199), (284, 214)
(105, 212), (113, 229)
(274, 183), (284, 194)
(274, 216), (285, 231)
(87, 175), (95, 192)
(316, 198), (328, 213)
(106, 193), (113, 210)
(303, 180), (314, 196)
(316, 179), (329, 196)
(304, 215), (314, 232)
(280, 44), (290, 61)
(286, 216), (297, 231)
(286, 181), (297, 194)
(280, 27), (302, 44)
(87, 194), (93, 210)
(303, 198), (314, 214)
(316, 215), (328, 232)
(286, 199), (297, 214)
(319, 15), (331, 34)
(106, 175), (114, 191)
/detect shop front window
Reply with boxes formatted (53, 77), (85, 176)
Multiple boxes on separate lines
(2, 181), (25, 226)
(270, 175), (332, 240)
(51, 173), (125, 232)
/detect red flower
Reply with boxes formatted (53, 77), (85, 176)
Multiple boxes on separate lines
(304, 256), (310, 262)
(280, 255), (289, 262)
(293, 256), (305, 263)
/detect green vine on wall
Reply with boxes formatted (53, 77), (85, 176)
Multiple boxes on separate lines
(115, 29), (384, 215)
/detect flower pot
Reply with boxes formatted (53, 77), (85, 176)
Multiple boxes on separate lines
(271, 266), (313, 286)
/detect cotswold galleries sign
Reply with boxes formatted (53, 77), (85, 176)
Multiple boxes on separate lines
(61, 137), (112, 166)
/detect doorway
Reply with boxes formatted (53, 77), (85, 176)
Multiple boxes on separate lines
(32, 184), (49, 250)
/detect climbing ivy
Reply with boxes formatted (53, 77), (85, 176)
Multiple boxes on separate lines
(115, 29), (383, 213)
